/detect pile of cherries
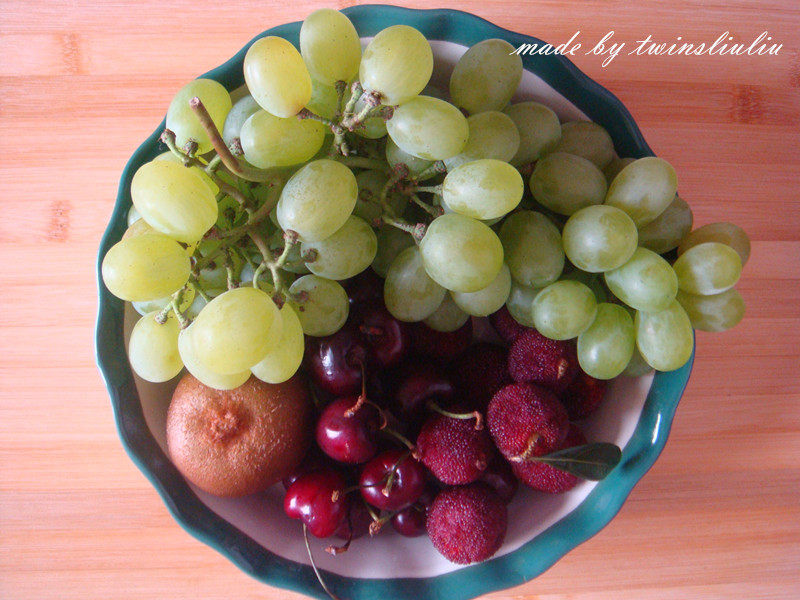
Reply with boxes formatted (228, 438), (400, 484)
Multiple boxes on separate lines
(282, 270), (608, 565)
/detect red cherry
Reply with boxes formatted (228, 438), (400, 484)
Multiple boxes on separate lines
(391, 506), (427, 537)
(391, 359), (455, 423)
(305, 324), (368, 396)
(284, 470), (349, 538)
(359, 449), (426, 511)
(357, 304), (409, 368)
(316, 396), (382, 464)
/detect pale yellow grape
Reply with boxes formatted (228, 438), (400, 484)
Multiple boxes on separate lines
(605, 157), (678, 226)
(499, 211), (564, 288)
(603, 156), (635, 186)
(306, 79), (340, 120)
(300, 8), (361, 86)
(102, 234), (190, 302)
(676, 288), (745, 332)
(191, 287), (282, 374)
(441, 159), (523, 220)
(372, 227), (415, 277)
(166, 78), (231, 154)
(244, 36), (312, 118)
(604, 247), (678, 312)
(673, 242), (742, 295)
(550, 121), (615, 169)
(449, 39), (522, 114)
(452, 263), (512, 317)
(419, 213), (504, 293)
(386, 96), (469, 161)
(178, 324), (250, 390)
(222, 94), (261, 145)
(577, 303), (635, 379)
(122, 217), (156, 240)
(530, 152), (607, 215)
(128, 312), (183, 382)
(384, 246), (446, 322)
(301, 216), (378, 280)
(635, 300), (694, 371)
(277, 159), (358, 242)
(677, 222), (751, 266)
(185, 287), (225, 319)
(290, 275), (349, 336)
(131, 160), (218, 244)
(638, 195), (693, 254)
(153, 151), (218, 195)
(127, 205), (141, 226)
(443, 111), (521, 171)
(503, 102), (561, 166)
(132, 285), (195, 317)
(560, 269), (609, 304)
(424, 294), (470, 332)
(622, 345), (654, 377)
(385, 137), (433, 176)
(250, 303), (305, 383)
(532, 280), (597, 340)
(240, 110), (325, 169)
(359, 25), (433, 104)
(506, 280), (540, 327)
(562, 205), (638, 272)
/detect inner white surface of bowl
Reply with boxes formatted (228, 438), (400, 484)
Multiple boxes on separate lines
(127, 39), (653, 579)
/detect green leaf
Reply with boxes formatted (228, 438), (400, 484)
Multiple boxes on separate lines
(532, 443), (622, 481)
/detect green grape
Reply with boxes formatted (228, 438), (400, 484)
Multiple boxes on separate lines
(622, 345), (654, 377)
(419, 213), (504, 293)
(122, 217), (156, 240)
(673, 242), (742, 295)
(131, 160), (218, 244)
(153, 151), (218, 195)
(499, 210), (564, 288)
(185, 287), (226, 319)
(635, 300), (694, 371)
(562, 205), (638, 272)
(300, 8), (361, 86)
(532, 280), (597, 340)
(132, 285), (195, 317)
(386, 96), (469, 160)
(505, 280), (540, 327)
(530, 152), (607, 216)
(384, 246), (446, 322)
(452, 263), (511, 317)
(603, 155), (635, 186)
(560, 269), (609, 304)
(441, 159), (523, 220)
(678, 222), (751, 266)
(244, 36), (312, 118)
(127, 204), (141, 226)
(443, 111), (521, 171)
(549, 121), (614, 169)
(240, 110), (325, 169)
(604, 247), (678, 311)
(250, 302), (305, 383)
(385, 137), (433, 176)
(195, 240), (243, 289)
(301, 215), (377, 280)
(605, 157), (678, 226)
(306, 79), (340, 121)
(191, 287), (282, 374)
(503, 102), (561, 166)
(166, 78), (232, 154)
(289, 274), (349, 336)
(128, 312), (183, 382)
(638, 195), (693, 254)
(277, 159), (358, 242)
(424, 294), (470, 332)
(102, 233), (190, 302)
(359, 25), (433, 105)
(372, 227), (415, 277)
(577, 303), (635, 380)
(449, 39), (522, 114)
(178, 324), (250, 390)
(222, 94), (260, 145)
(676, 288), (745, 332)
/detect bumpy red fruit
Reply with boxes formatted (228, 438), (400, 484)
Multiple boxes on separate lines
(512, 424), (587, 493)
(284, 470), (349, 538)
(411, 320), (473, 362)
(448, 342), (511, 410)
(507, 329), (579, 393)
(560, 370), (608, 420)
(427, 484), (508, 564)
(416, 414), (494, 485)
(489, 306), (530, 344)
(487, 383), (569, 460)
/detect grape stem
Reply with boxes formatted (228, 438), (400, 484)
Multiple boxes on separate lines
(415, 184), (443, 195)
(410, 194), (443, 217)
(412, 161), (448, 182)
(155, 285), (190, 328)
(333, 80), (348, 120)
(249, 229), (299, 302)
(189, 275), (211, 302)
(333, 155), (392, 174)
(217, 178), (282, 239)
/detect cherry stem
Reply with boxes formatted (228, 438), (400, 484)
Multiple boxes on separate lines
(381, 451), (411, 497)
(381, 426), (416, 453)
(368, 510), (396, 537)
(302, 524), (343, 600)
(344, 361), (369, 418)
(508, 434), (541, 463)
(426, 401), (484, 430)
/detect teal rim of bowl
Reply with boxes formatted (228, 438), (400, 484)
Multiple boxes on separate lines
(95, 5), (694, 600)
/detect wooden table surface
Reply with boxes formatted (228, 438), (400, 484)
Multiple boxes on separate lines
(2, 1), (799, 598)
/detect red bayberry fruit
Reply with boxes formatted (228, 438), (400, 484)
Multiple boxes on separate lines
(284, 470), (349, 538)
(411, 320), (473, 362)
(507, 329), (579, 393)
(315, 396), (381, 464)
(512, 424), (587, 493)
(489, 306), (530, 344)
(427, 484), (507, 564)
(416, 414), (494, 485)
(560, 371), (608, 420)
(359, 449), (426, 511)
(448, 342), (511, 410)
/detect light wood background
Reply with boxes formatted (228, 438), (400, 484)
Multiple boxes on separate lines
(1, 1), (799, 598)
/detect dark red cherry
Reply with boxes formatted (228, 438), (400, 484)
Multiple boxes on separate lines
(391, 505), (427, 537)
(282, 447), (330, 490)
(305, 324), (368, 396)
(334, 500), (374, 541)
(359, 449), (426, 511)
(391, 360), (455, 423)
(410, 320), (472, 361)
(316, 396), (381, 464)
(357, 304), (409, 368)
(479, 458), (519, 504)
(284, 470), (349, 538)
(344, 269), (384, 307)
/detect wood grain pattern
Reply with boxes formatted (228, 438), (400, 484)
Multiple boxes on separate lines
(1, 1), (799, 599)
